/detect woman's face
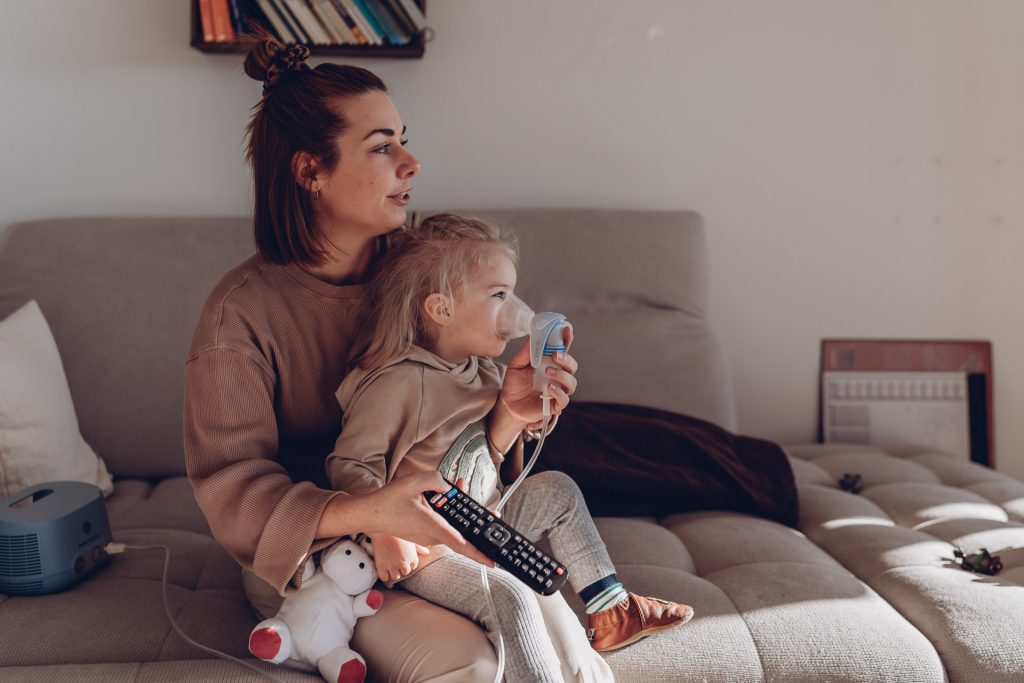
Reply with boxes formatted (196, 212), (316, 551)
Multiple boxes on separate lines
(313, 91), (419, 240)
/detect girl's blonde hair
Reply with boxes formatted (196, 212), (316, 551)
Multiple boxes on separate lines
(350, 213), (519, 369)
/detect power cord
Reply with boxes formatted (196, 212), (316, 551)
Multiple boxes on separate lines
(484, 409), (553, 683)
(104, 543), (288, 683)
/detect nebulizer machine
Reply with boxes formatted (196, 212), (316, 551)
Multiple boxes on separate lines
(481, 292), (572, 683)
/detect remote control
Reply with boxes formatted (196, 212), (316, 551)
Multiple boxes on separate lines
(424, 482), (569, 596)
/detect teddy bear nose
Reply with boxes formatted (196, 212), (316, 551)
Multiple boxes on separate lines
(359, 562), (365, 569)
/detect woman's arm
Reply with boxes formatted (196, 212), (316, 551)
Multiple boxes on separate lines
(185, 347), (342, 594)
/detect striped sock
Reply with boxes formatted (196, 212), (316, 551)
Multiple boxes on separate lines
(584, 582), (629, 614)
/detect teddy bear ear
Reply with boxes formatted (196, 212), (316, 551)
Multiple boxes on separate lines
(354, 533), (376, 559)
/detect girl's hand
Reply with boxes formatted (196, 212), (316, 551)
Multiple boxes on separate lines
(369, 533), (430, 583)
(499, 325), (577, 425)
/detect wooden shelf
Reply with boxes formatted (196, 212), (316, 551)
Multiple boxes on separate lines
(190, 1), (426, 59)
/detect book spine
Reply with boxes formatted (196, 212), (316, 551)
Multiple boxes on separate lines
(316, 0), (353, 44)
(353, 0), (400, 45)
(260, 0), (299, 42)
(307, 0), (343, 44)
(331, 0), (368, 45)
(228, 0), (243, 33)
(272, 0), (311, 44)
(339, 0), (381, 45)
(198, 0), (216, 42)
(285, 0), (325, 44)
(397, 0), (426, 32)
(211, 0), (235, 42)
(383, 0), (417, 36)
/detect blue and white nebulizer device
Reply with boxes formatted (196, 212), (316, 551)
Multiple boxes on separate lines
(495, 294), (572, 417)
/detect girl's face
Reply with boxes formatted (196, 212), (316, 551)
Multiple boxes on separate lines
(313, 91), (419, 241)
(440, 253), (519, 362)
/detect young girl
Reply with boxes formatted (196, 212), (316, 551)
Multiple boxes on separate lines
(326, 213), (694, 683)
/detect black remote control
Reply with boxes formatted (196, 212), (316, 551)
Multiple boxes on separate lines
(424, 482), (569, 596)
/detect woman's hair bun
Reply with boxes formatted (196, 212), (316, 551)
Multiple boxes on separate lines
(240, 27), (285, 83)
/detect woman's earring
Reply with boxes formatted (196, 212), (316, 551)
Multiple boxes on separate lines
(313, 188), (320, 201)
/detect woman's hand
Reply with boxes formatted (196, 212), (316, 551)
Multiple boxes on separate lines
(499, 325), (577, 428)
(352, 471), (495, 568)
(370, 533), (429, 583)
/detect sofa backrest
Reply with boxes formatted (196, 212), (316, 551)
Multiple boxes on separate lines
(0, 210), (735, 479)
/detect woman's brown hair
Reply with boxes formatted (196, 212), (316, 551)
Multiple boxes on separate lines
(237, 29), (388, 265)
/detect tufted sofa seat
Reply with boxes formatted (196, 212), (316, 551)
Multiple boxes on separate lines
(790, 443), (1024, 682)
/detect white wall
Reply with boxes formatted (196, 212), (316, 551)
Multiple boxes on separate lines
(3, 1), (1023, 478)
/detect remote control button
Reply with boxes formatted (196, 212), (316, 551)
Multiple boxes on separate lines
(434, 498), (448, 508)
(555, 567), (564, 576)
(485, 524), (510, 547)
(428, 493), (443, 505)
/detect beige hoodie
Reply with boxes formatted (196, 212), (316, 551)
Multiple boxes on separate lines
(327, 346), (507, 577)
(328, 345), (507, 507)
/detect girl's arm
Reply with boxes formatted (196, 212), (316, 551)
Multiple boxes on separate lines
(488, 328), (578, 481)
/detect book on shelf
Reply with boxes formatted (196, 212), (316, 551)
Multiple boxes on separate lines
(254, 0), (297, 42)
(384, 0), (420, 36)
(358, 0), (407, 45)
(212, 0), (236, 41)
(338, 0), (381, 45)
(274, 0), (312, 44)
(314, 0), (353, 44)
(396, 0), (426, 32)
(198, 0), (215, 42)
(295, 0), (332, 44)
(330, 1), (368, 44)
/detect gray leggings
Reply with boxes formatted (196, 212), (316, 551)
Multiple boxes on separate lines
(400, 470), (616, 683)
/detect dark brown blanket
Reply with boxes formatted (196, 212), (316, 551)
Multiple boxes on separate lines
(531, 402), (799, 527)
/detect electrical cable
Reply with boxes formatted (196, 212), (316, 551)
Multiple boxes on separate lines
(483, 401), (553, 683)
(104, 543), (288, 683)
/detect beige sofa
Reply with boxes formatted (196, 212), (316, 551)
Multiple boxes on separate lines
(1, 210), (1022, 682)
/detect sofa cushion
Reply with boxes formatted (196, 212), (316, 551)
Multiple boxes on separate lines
(792, 443), (1024, 682)
(0, 300), (112, 499)
(0, 218), (254, 479)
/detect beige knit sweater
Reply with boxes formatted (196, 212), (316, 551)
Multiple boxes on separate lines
(328, 345), (506, 506)
(183, 255), (363, 595)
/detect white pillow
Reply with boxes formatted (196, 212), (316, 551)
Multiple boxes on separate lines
(0, 300), (113, 499)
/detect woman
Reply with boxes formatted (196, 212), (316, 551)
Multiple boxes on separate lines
(182, 32), (591, 682)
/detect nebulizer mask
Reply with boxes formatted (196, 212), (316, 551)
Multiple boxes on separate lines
(494, 293), (572, 418)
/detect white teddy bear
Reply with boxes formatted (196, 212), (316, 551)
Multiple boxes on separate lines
(248, 538), (382, 683)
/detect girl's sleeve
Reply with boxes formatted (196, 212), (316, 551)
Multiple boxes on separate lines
(326, 366), (424, 495)
(184, 346), (343, 596)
